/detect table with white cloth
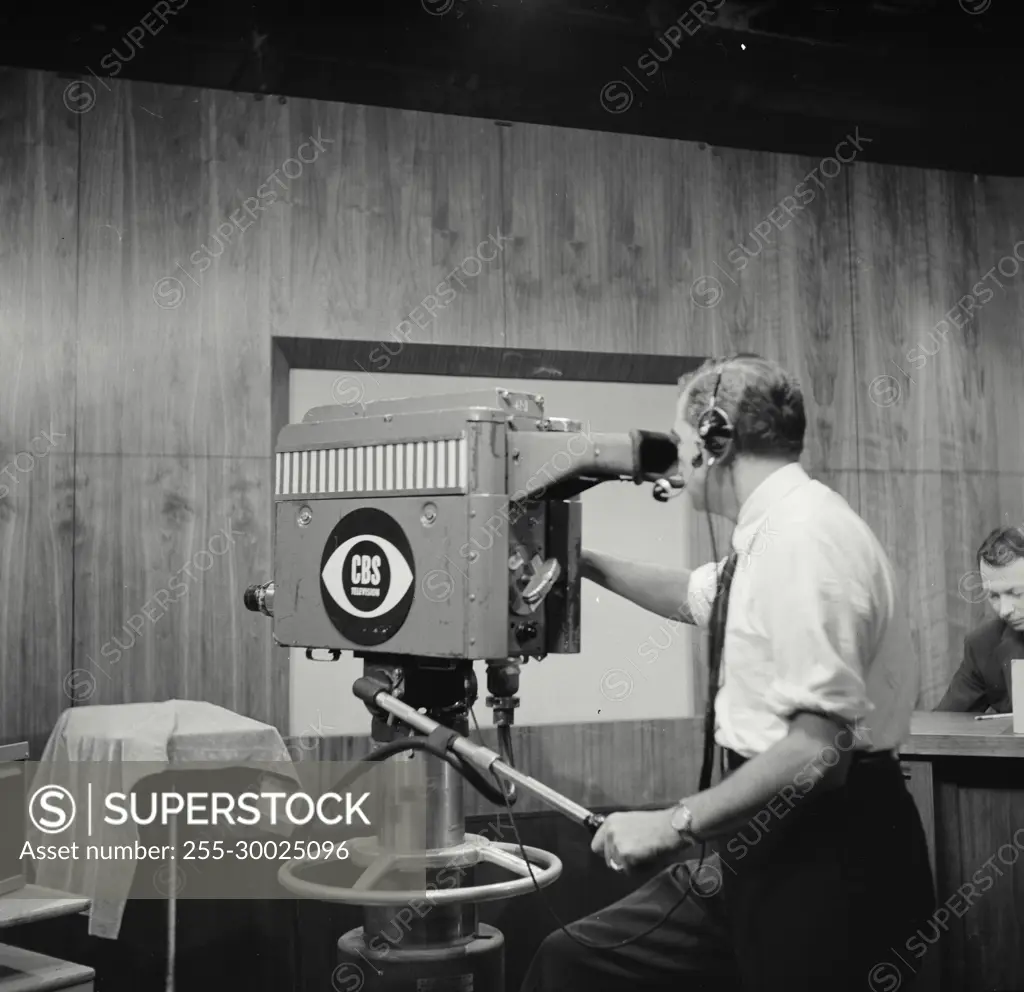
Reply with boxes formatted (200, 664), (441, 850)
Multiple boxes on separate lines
(26, 700), (300, 992)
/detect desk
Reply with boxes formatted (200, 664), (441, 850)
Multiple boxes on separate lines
(902, 711), (1024, 759)
(899, 712), (1024, 992)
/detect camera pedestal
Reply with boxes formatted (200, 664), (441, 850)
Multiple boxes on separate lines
(278, 657), (564, 992)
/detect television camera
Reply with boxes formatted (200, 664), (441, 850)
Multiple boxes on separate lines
(244, 388), (682, 991)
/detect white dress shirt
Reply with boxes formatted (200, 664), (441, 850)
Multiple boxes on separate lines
(686, 463), (919, 758)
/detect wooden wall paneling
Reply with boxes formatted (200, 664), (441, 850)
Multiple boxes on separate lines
(929, 777), (961, 991)
(268, 102), (504, 351)
(698, 146), (859, 475)
(922, 171), (990, 477)
(73, 80), (284, 725)
(972, 175), (1024, 480)
(194, 86), (285, 461)
(0, 70), (78, 752)
(193, 87), (287, 722)
(71, 455), (278, 725)
(501, 123), (715, 357)
(0, 457), (77, 755)
(851, 164), (1024, 706)
(857, 471), (936, 707)
(811, 468), (860, 510)
(74, 80), (266, 459)
(850, 164), (988, 474)
(995, 474), (1024, 527)
(947, 768), (1024, 990)
(857, 471), (1007, 708)
(848, 164), (921, 471)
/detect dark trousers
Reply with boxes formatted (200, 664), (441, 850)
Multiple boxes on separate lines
(520, 753), (936, 992)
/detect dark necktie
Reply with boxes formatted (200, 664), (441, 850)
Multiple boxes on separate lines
(699, 551), (740, 791)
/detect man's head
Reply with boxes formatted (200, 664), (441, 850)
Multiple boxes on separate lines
(977, 526), (1024, 632)
(673, 355), (805, 517)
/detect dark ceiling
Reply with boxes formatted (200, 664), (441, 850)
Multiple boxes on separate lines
(2, 0), (1022, 175)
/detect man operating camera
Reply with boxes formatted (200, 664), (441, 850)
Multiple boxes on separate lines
(521, 354), (935, 992)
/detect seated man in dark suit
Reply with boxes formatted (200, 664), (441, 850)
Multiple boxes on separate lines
(936, 524), (1024, 712)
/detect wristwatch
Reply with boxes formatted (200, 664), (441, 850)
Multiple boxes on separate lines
(669, 802), (697, 843)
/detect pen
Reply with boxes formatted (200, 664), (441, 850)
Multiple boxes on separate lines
(974, 713), (1013, 720)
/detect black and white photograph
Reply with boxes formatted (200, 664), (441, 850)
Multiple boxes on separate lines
(1, 1), (1022, 989)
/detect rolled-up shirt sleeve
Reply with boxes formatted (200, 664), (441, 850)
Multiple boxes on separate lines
(687, 558), (727, 629)
(759, 536), (877, 727)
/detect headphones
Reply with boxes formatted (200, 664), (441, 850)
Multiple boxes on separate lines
(695, 359), (738, 467)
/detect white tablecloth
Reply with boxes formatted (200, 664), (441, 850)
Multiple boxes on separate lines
(28, 700), (298, 938)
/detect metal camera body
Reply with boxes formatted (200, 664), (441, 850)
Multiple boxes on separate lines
(267, 387), (657, 663)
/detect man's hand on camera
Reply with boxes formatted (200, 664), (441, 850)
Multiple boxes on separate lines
(590, 809), (680, 872)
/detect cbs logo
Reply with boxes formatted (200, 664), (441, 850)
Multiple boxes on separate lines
(322, 535), (413, 617)
(350, 553), (382, 587)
